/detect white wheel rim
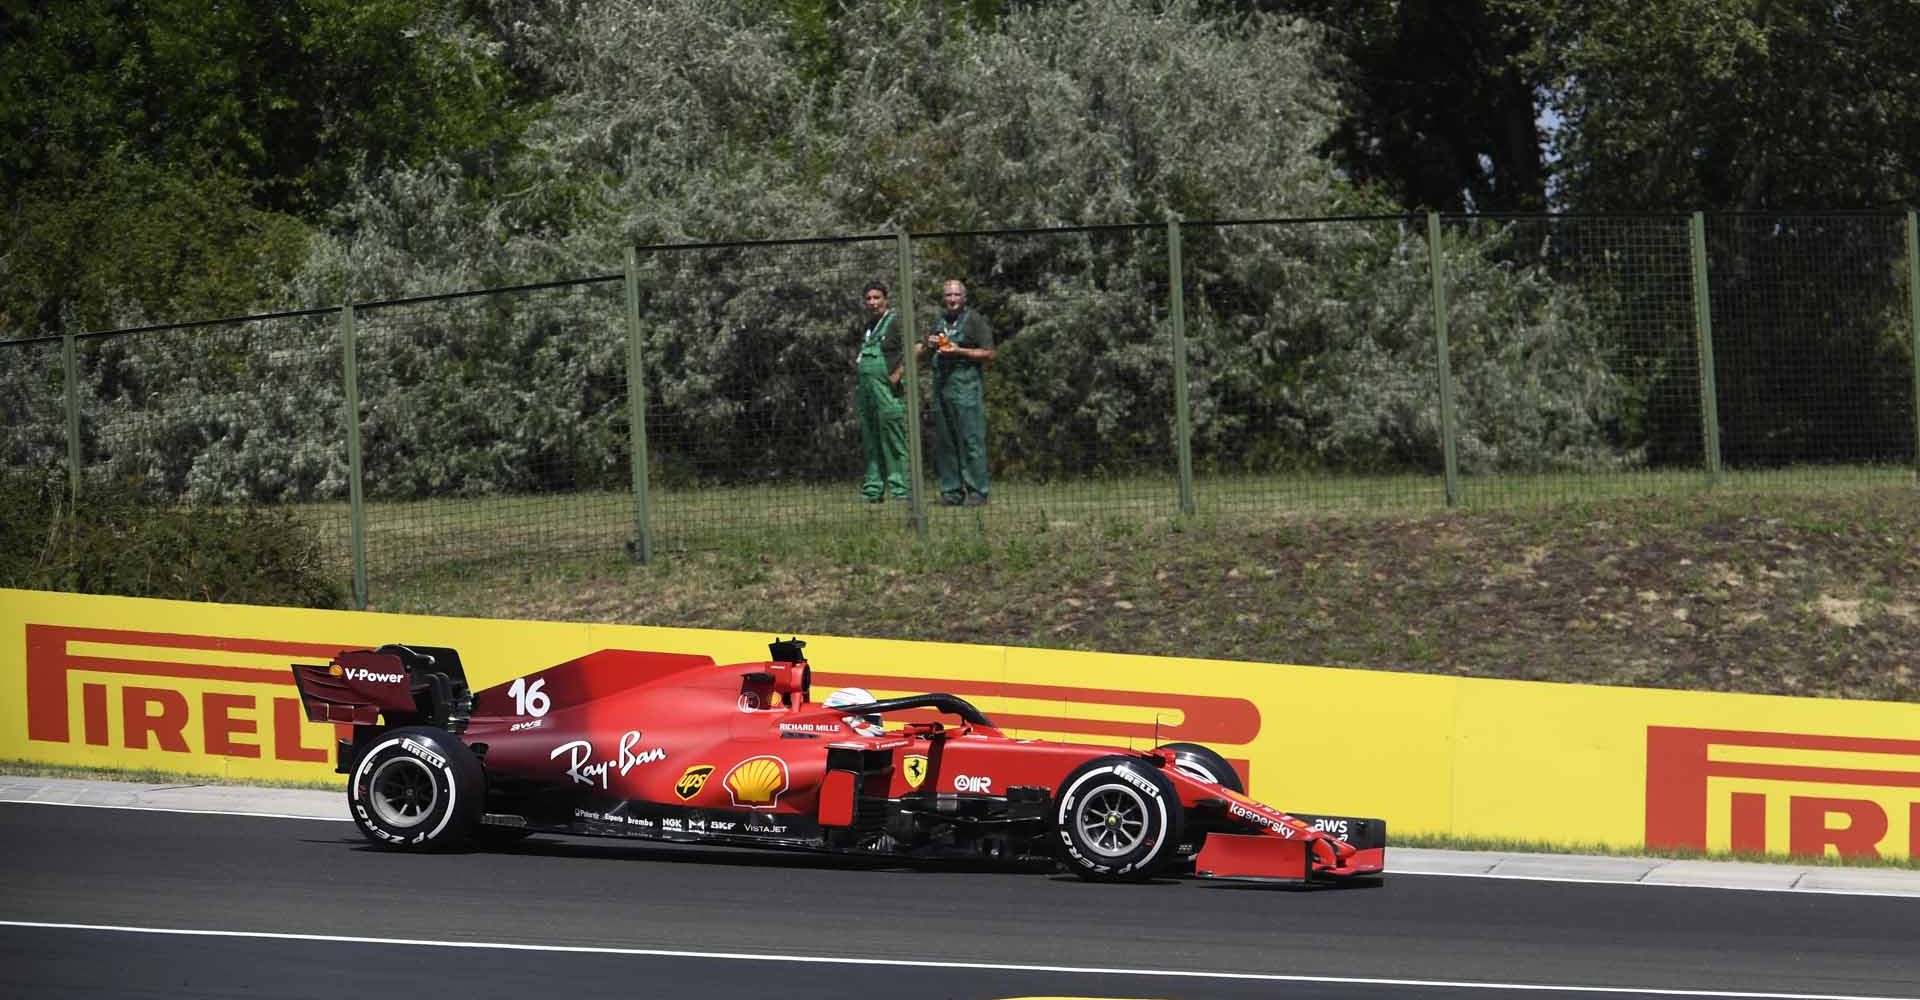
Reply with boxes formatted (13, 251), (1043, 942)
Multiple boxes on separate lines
(368, 756), (439, 829)
(1073, 782), (1151, 857)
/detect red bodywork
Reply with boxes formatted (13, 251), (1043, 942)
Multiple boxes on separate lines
(292, 641), (1385, 884)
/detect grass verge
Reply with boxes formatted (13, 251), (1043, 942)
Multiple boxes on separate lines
(364, 481), (1920, 703)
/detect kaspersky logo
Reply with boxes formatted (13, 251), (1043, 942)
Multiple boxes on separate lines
(1646, 726), (1920, 860)
(724, 756), (789, 809)
(24, 624), (343, 763)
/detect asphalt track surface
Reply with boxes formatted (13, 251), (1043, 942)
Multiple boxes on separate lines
(5, 791), (1920, 999)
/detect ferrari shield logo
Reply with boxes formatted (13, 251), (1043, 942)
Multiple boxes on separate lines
(903, 754), (929, 790)
(674, 764), (715, 801)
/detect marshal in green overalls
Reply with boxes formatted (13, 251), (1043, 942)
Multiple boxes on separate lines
(927, 281), (995, 505)
(855, 288), (910, 502)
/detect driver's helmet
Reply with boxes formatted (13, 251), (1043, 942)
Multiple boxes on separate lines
(822, 686), (884, 737)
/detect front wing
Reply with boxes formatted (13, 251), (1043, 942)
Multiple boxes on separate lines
(1193, 812), (1387, 883)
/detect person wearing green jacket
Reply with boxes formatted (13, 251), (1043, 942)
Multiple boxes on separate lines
(921, 278), (995, 506)
(853, 281), (910, 503)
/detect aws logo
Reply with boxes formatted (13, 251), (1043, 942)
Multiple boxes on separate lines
(674, 764), (715, 801)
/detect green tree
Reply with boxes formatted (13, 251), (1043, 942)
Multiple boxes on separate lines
(289, 0), (1627, 498)
(1525, 0), (1920, 211)
(1249, 0), (1550, 212)
(1519, 1), (1920, 469)
(0, 0), (525, 337)
(2, 162), (310, 336)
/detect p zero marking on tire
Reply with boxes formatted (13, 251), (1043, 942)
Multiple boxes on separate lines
(1054, 761), (1175, 878)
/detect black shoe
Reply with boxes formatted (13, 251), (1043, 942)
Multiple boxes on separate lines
(862, 496), (883, 504)
(938, 494), (965, 506)
(963, 493), (989, 507)
(890, 495), (912, 504)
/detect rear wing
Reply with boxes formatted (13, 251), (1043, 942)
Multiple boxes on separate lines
(291, 644), (473, 731)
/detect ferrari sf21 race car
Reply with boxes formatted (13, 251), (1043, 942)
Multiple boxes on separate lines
(291, 638), (1386, 884)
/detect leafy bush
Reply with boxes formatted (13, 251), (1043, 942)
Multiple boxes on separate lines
(0, 466), (345, 609)
(291, 0), (1629, 488)
(1, 0), (1638, 504)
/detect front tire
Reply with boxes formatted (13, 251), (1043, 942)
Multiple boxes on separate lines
(1053, 756), (1184, 882)
(1157, 741), (1245, 793)
(348, 726), (483, 850)
(1156, 742), (1244, 871)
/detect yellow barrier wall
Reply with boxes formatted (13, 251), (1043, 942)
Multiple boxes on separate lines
(6, 588), (1918, 860)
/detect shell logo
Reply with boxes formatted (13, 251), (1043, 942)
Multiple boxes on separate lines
(724, 756), (790, 809)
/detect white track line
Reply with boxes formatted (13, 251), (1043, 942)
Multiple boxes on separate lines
(7, 797), (1920, 900)
(0, 797), (348, 823)
(1, 920), (1912, 1000)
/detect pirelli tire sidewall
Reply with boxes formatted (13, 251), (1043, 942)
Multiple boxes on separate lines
(1053, 756), (1185, 881)
(348, 726), (484, 851)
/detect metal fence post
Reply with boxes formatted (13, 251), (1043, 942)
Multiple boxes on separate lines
(1426, 212), (1461, 506)
(62, 332), (80, 505)
(1167, 217), (1196, 516)
(623, 247), (655, 564)
(896, 229), (927, 536)
(1689, 211), (1725, 484)
(340, 304), (369, 610)
(1908, 210), (1920, 481)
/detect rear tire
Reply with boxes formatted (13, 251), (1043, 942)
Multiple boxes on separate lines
(1053, 756), (1184, 882)
(347, 726), (483, 850)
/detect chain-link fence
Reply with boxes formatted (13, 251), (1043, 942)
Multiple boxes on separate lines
(5, 211), (1916, 608)
(349, 279), (629, 593)
(1442, 213), (1704, 505)
(75, 311), (345, 504)
(628, 235), (896, 553)
(1185, 215), (1451, 514)
(1708, 213), (1916, 479)
(914, 225), (1182, 535)
(0, 335), (67, 477)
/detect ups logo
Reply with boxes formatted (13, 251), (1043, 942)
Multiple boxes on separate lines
(674, 764), (715, 801)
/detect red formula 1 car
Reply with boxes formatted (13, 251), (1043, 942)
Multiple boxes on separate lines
(291, 638), (1385, 884)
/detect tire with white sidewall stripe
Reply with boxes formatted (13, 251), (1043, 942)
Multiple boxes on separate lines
(1053, 756), (1184, 882)
(347, 726), (483, 851)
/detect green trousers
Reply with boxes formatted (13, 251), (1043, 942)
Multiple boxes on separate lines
(932, 367), (988, 500)
(856, 362), (909, 499)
